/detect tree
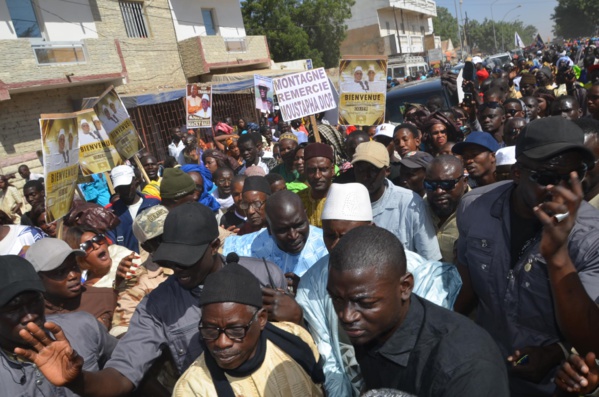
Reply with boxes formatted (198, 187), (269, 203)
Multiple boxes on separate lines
(433, 7), (459, 48)
(551, 0), (599, 38)
(241, 0), (354, 69)
(466, 19), (537, 54)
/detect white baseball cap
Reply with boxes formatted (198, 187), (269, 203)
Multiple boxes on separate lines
(111, 165), (135, 188)
(373, 123), (396, 139)
(495, 146), (516, 166)
(472, 56), (483, 64)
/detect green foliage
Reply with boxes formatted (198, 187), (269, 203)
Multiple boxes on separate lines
(551, 0), (599, 38)
(241, 0), (355, 68)
(465, 18), (537, 54)
(433, 7), (459, 47)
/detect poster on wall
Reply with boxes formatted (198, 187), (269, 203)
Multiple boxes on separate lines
(272, 68), (336, 122)
(92, 87), (144, 160)
(254, 75), (274, 114)
(39, 114), (80, 223)
(186, 84), (212, 128)
(76, 108), (124, 176)
(338, 58), (388, 125)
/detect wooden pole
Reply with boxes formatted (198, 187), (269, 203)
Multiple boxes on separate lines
(310, 115), (321, 143)
(104, 172), (115, 195)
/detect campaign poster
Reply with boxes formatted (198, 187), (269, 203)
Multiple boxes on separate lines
(338, 58), (387, 125)
(76, 109), (124, 176)
(93, 88), (144, 160)
(254, 75), (274, 114)
(272, 68), (336, 122)
(186, 84), (212, 128)
(39, 114), (80, 223)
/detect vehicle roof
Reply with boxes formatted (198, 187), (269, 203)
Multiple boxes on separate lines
(387, 77), (443, 99)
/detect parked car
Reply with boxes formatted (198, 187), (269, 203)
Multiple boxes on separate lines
(385, 77), (459, 123)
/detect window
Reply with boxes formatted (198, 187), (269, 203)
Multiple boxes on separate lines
(119, 1), (149, 38)
(202, 9), (217, 36)
(6, 0), (42, 38)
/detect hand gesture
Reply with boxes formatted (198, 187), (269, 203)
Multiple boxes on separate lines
(555, 352), (599, 394)
(507, 344), (565, 383)
(284, 272), (300, 296)
(262, 287), (303, 324)
(14, 321), (83, 386)
(116, 252), (140, 280)
(533, 172), (583, 262)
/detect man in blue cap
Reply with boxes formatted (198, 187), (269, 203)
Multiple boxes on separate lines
(452, 131), (500, 188)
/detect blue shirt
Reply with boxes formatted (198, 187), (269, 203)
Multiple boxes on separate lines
(106, 193), (160, 253)
(372, 179), (441, 261)
(223, 225), (328, 276)
(296, 250), (462, 397)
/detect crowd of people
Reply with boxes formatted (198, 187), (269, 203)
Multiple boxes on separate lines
(2, 43), (599, 397)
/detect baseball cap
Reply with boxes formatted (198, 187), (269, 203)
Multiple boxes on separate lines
(111, 165), (135, 188)
(152, 202), (219, 267)
(133, 205), (169, 244)
(0, 255), (45, 307)
(452, 131), (500, 155)
(25, 238), (86, 273)
(160, 168), (195, 199)
(495, 146), (516, 166)
(351, 141), (390, 169)
(515, 117), (594, 165)
(373, 123), (396, 139)
(472, 56), (483, 64)
(399, 151), (434, 169)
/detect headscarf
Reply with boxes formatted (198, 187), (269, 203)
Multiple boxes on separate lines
(181, 164), (220, 212)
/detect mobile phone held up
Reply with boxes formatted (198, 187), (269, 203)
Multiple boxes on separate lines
(463, 61), (475, 82)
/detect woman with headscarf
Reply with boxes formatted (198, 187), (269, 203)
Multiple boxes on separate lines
(422, 112), (461, 156)
(201, 149), (240, 176)
(533, 88), (556, 118)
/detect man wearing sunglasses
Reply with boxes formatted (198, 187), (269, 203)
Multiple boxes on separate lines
(424, 155), (469, 264)
(587, 82), (599, 121)
(174, 263), (324, 396)
(502, 117), (527, 147)
(455, 117), (599, 396)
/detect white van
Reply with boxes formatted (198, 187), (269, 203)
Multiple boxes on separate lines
(387, 55), (429, 80)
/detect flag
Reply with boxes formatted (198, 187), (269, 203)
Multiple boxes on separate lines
(515, 32), (525, 48)
(535, 33), (545, 49)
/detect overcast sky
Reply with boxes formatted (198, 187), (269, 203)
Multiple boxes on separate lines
(435, 0), (558, 44)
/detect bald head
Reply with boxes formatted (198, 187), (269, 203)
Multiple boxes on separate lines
(426, 154), (462, 177)
(329, 226), (407, 278)
(265, 190), (310, 254)
(265, 190), (304, 224)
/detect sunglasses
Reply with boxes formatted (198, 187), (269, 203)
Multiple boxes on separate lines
(527, 164), (587, 186)
(507, 128), (522, 137)
(588, 94), (599, 101)
(480, 102), (502, 110)
(505, 109), (520, 116)
(424, 175), (464, 191)
(79, 234), (107, 252)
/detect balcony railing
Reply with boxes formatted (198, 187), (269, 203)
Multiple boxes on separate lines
(31, 41), (88, 65)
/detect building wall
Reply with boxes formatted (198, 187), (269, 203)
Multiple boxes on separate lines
(340, 25), (386, 57)
(168, 0), (246, 42)
(0, 84), (108, 186)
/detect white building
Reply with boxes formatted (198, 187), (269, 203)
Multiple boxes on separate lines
(341, 0), (441, 57)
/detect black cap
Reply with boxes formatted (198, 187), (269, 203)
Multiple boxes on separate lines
(398, 151), (434, 169)
(515, 117), (594, 166)
(152, 202), (219, 267)
(199, 263), (262, 308)
(242, 176), (272, 195)
(0, 255), (45, 307)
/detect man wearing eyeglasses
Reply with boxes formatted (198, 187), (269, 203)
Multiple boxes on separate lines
(173, 263), (324, 396)
(236, 176), (271, 236)
(454, 117), (599, 396)
(424, 155), (469, 264)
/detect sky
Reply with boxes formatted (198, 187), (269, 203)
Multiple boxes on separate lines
(434, 0), (558, 44)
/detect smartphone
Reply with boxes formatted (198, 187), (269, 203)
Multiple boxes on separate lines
(464, 91), (474, 103)
(464, 61), (475, 82)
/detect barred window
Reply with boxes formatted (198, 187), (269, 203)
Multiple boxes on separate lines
(119, 1), (149, 38)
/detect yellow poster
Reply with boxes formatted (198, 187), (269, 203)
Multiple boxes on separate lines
(92, 88), (144, 159)
(39, 115), (80, 223)
(338, 58), (387, 125)
(76, 109), (124, 175)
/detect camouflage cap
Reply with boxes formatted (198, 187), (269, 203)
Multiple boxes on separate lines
(133, 205), (169, 244)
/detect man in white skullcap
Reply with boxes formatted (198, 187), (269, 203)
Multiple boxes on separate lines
(195, 93), (212, 119)
(494, 146), (516, 182)
(296, 183), (462, 397)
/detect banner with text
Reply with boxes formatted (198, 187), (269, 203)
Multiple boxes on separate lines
(186, 84), (212, 128)
(39, 114), (80, 223)
(92, 88), (144, 160)
(272, 68), (336, 121)
(338, 58), (387, 125)
(254, 75), (274, 114)
(76, 109), (124, 176)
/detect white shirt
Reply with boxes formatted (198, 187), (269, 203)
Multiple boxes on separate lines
(168, 140), (186, 165)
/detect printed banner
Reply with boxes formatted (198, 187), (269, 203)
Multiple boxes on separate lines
(93, 88), (144, 159)
(272, 68), (336, 122)
(338, 58), (387, 125)
(39, 114), (80, 223)
(254, 75), (274, 114)
(76, 109), (123, 176)
(186, 84), (212, 128)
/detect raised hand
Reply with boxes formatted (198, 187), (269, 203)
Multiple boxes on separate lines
(262, 287), (303, 324)
(14, 321), (83, 386)
(116, 252), (140, 280)
(507, 344), (564, 383)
